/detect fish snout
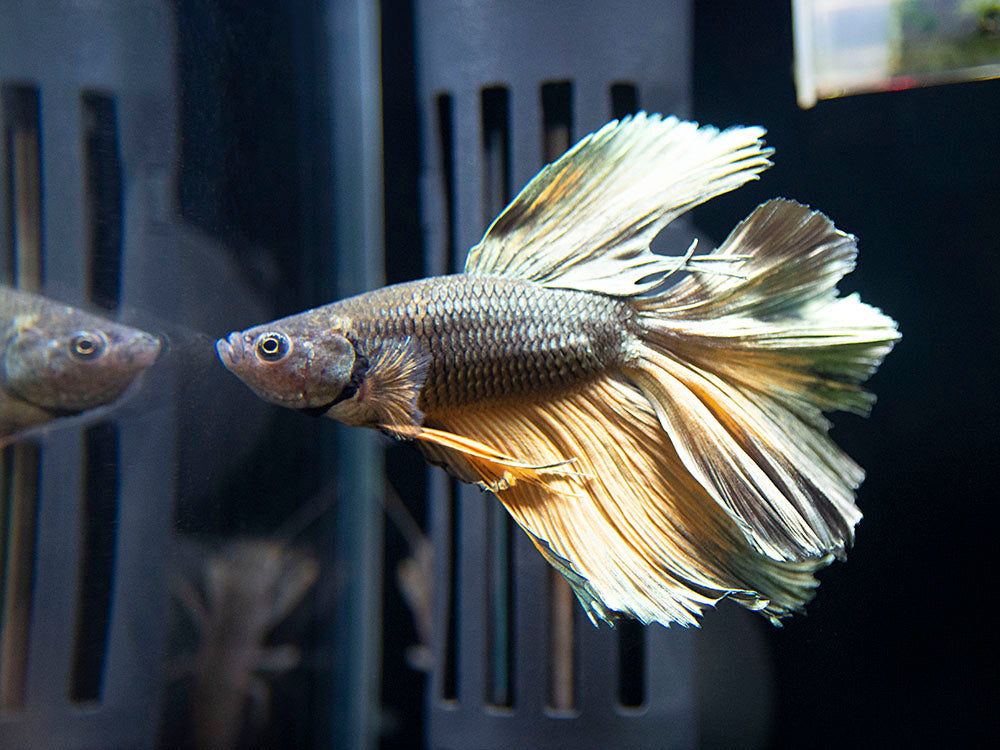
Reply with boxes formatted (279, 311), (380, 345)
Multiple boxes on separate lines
(142, 332), (164, 361)
(148, 332), (168, 361)
(126, 331), (164, 368)
(216, 332), (243, 368)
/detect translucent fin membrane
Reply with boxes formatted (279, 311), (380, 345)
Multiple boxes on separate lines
(465, 113), (773, 296)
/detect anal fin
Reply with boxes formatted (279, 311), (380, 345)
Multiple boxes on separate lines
(407, 378), (828, 628)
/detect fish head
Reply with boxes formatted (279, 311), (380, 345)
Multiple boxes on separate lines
(2, 311), (162, 414)
(216, 310), (361, 414)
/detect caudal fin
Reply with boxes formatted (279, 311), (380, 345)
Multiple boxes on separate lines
(627, 199), (900, 562)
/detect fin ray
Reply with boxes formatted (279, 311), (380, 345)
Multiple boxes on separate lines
(426, 379), (830, 627)
(332, 336), (429, 427)
(628, 199), (899, 561)
(464, 113), (773, 295)
(385, 422), (584, 492)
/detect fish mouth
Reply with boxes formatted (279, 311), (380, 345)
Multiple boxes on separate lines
(124, 332), (164, 369)
(216, 333), (241, 368)
(139, 333), (164, 365)
(149, 333), (168, 360)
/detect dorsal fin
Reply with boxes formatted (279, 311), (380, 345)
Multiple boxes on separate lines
(464, 112), (772, 296)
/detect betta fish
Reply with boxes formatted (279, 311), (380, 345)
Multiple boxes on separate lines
(218, 113), (899, 627)
(1, 286), (162, 439)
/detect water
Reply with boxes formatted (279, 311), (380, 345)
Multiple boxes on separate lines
(2, 1), (997, 749)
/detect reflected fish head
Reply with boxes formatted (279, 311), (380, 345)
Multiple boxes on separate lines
(216, 310), (361, 414)
(3, 311), (162, 414)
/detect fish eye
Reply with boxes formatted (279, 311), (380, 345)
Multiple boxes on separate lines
(69, 331), (107, 360)
(255, 332), (290, 362)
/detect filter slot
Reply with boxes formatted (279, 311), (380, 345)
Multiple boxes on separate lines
(539, 79), (577, 714)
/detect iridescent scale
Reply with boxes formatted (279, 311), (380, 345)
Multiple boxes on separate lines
(330, 274), (630, 410)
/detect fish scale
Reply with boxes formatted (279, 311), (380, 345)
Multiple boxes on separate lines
(330, 274), (631, 411)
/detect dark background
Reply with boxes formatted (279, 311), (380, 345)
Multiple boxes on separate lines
(173, 0), (997, 746)
(690, 3), (996, 748)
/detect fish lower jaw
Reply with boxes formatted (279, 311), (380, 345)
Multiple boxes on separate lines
(262, 392), (309, 407)
(258, 389), (335, 412)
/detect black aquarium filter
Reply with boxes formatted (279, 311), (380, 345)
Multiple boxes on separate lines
(1, 2), (771, 748)
(0, 0), (178, 747)
(415, 2), (698, 747)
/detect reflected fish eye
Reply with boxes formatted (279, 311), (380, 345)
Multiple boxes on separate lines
(69, 331), (107, 360)
(255, 332), (290, 362)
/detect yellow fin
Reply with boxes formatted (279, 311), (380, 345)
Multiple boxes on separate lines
(423, 378), (828, 627)
(630, 200), (899, 562)
(464, 113), (772, 296)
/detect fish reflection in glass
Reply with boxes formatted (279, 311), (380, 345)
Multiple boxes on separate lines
(1, 286), (161, 439)
(218, 113), (899, 627)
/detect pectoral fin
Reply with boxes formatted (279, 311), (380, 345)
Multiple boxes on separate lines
(331, 336), (429, 427)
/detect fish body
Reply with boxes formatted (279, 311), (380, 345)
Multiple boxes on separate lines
(1, 286), (161, 437)
(221, 274), (628, 417)
(218, 113), (899, 627)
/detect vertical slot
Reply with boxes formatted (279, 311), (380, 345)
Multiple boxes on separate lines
(480, 86), (515, 709)
(610, 82), (640, 120)
(607, 81), (647, 712)
(2, 85), (43, 291)
(617, 618), (646, 708)
(72, 93), (124, 704)
(485, 500), (514, 708)
(485, 499), (514, 708)
(546, 567), (575, 711)
(540, 80), (577, 713)
(1, 89), (12, 284)
(69, 422), (119, 703)
(441, 477), (460, 701)
(1, 83), (44, 713)
(81, 92), (123, 312)
(0, 444), (41, 712)
(435, 93), (457, 274)
(480, 87), (511, 228)
(541, 81), (573, 167)
(436, 92), (459, 702)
